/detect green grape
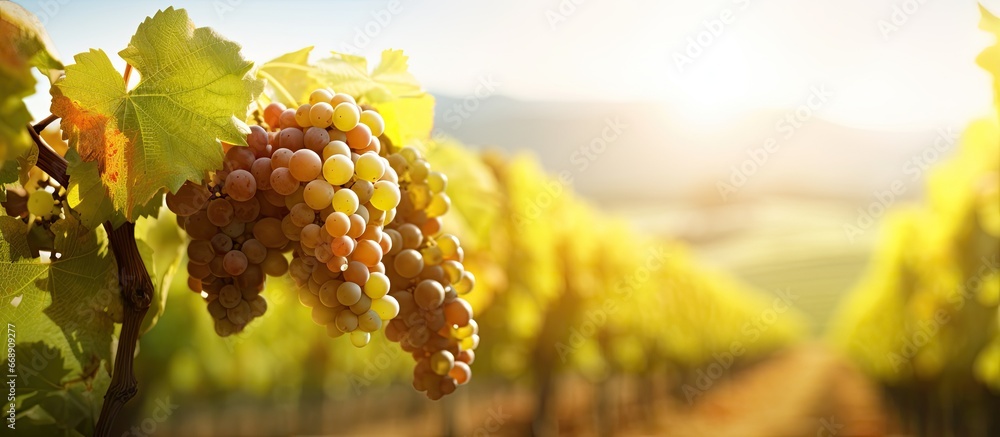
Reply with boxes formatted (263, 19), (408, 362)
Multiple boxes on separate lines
(331, 93), (356, 107)
(371, 295), (399, 319)
(350, 330), (370, 347)
(364, 272), (390, 299)
(27, 190), (54, 217)
(309, 89), (333, 106)
(371, 180), (401, 211)
(426, 192), (450, 218)
(359, 110), (385, 137)
(323, 155), (354, 185)
(333, 102), (360, 132)
(355, 152), (385, 182)
(427, 171), (447, 193)
(333, 188), (360, 215)
(454, 271), (475, 295)
(303, 180), (335, 210)
(294, 104), (312, 127)
(429, 350), (455, 376)
(322, 140), (351, 160)
(358, 310), (382, 332)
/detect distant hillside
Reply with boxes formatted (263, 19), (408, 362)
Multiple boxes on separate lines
(431, 94), (957, 208)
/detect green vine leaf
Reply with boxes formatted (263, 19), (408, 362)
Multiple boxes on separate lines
(51, 7), (263, 222)
(0, 0), (63, 168)
(256, 46), (324, 108)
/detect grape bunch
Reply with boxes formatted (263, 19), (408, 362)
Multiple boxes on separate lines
(380, 146), (479, 400)
(168, 86), (478, 399)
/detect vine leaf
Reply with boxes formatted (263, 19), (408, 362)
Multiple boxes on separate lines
(1, 216), (116, 435)
(51, 7), (263, 222)
(0, 1), (62, 183)
(259, 47), (435, 147)
(256, 46), (324, 108)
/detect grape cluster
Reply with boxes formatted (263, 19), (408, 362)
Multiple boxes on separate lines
(380, 146), (479, 400)
(168, 87), (477, 399)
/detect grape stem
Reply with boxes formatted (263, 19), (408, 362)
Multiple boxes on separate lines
(27, 120), (153, 437)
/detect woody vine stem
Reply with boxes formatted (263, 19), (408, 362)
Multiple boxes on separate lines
(28, 118), (151, 437)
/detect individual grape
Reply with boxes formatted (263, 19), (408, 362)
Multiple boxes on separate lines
(331, 235), (356, 257)
(444, 298), (473, 327)
(271, 148), (293, 168)
(430, 350), (455, 376)
(337, 281), (363, 306)
(309, 89), (334, 105)
(323, 155), (354, 185)
(241, 239), (267, 264)
(264, 102), (286, 129)
(337, 312), (361, 334)
(289, 149), (322, 182)
(415, 280), (445, 310)
(249, 296), (267, 317)
(333, 102), (360, 131)
(398, 224), (423, 249)
(250, 158), (273, 190)
(322, 140), (351, 160)
(224, 146), (256, 173)
(371, 180), (401, 211)
(219, 285), (242, 309)
(358, 310), (382, 332)
(421, 246), (443, 266)
(351, 180), (375, 205)
(214, 319), (237, 337)
(281, 215), (304, 241)
(330, 93), (356, 107)
(347, 214), (367, 239)
(187, 239), (215, 265)
(364, 272), (390, 299)
(310, 102), (334, 128)
(372, 295), (399, 320)
(449, 362), (471, 385)
(294, 104), (312, 127)
(311, 305), (338, 325)
(261, 189), (286, 208)
(304, 127), (330, 152)
(278, 127), (305, 151)
(343, 260), (370, 285)
(454, 271), (475, 295)
(353, 240), (383, 267)
(303, 180), (335, 210)
(261, 249), (289, 276)
(231, 198), (261, 222)
(167, 181), (211, 216)
(225, 170), (257, 202)
(284, 186), (305, 209)
(184, 211), (219, 240)
(359, 110), (385, 137)
(228, 300), (251, 325)
(207, 298), (227, 319)
(279, 108), (298, 128)
(422, 217), (442, 238)
(324, 211), (351, 237)
(326, 255), (349, 272)
(355, 152), (385, 183)
(318, 279), (344, 307)
(252, 217), (288, 248)
(247, 125), (269, 157)
(207, 198), (235, 227)
(327, 324), (345, 338)
(384, 230), (403, 255)
(290, 203), (316, 227)
(345, 124), (372, 150)
(427, 171), (447, 193)
(350, 294), (372, 314)
(350, 330), (370, 347)
(300, 223), (323, 249)
(436, 234), (460, 258)
(441, 260), (464, 284)
(333, 189), (360, 215)
(394, 249), (424, 278)
(237, 264), (265, 291)
(188, 261), (212, 280)
(223, 250), (249, 276)
(269, 167), (299, 196)
(210, 233), (233, 254)
(426, 193), (451, 218)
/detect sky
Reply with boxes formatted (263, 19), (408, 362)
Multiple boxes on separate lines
(19, 0), (1000, 131)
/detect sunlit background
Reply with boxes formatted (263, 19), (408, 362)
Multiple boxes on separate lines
(10, 0), (1000, 435)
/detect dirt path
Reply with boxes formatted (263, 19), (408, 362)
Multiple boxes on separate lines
(646, 343), (895, 437)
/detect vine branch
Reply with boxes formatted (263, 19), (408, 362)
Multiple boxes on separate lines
(27, 118), (152, 437)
